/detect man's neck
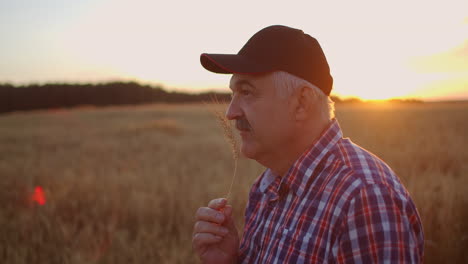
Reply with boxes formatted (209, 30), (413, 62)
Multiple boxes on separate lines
(262, 119), (331, 177)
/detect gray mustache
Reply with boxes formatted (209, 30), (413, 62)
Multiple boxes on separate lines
(236, 118), (251, 131)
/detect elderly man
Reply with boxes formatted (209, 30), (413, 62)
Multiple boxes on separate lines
(193, 25), (424, 263)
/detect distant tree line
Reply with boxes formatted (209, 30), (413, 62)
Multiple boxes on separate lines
(0, 82), (423, 114)
(0, 82), (233, 114)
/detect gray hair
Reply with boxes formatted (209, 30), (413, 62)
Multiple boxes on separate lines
(271, 71), (335, 120)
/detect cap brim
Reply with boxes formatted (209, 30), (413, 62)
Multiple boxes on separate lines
(200, 53), (274, 75)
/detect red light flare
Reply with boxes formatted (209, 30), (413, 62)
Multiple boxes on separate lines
(31, 186), (46, 206)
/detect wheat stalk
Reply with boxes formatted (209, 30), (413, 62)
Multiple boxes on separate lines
(207, 96), (239, 201)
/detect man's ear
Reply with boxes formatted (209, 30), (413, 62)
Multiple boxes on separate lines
(294, 86), (313, 121)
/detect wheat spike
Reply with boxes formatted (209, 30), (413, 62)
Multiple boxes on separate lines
(207, 95), (239, 201)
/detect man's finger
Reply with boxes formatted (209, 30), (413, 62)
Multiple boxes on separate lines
(192, 232), (223, 251)
(223, 205), (233, 217)
(195, 207), (225, 224)
(221, 205), (237, 233)
(208, 198), (227, 210)
(194, 221), (229, 237)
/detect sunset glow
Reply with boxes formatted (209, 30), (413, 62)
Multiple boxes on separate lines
(0, 0), (466, 101)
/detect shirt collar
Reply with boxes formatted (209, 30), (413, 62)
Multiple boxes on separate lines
(259, 168), (278, 193)
(259, 119), (343, 197)
(285, 119), (343, 197)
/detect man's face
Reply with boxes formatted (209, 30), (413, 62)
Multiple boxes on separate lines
(226, 73), (296, 162)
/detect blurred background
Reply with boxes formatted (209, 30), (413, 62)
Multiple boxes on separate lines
(0, 0), (467, 263)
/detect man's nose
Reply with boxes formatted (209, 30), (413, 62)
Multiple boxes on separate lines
(225, 98), (242, 120)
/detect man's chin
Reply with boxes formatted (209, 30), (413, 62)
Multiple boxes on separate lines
(240, 143), (258, 160)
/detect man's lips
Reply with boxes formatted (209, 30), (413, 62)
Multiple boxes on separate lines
(236, 118), (251, 132)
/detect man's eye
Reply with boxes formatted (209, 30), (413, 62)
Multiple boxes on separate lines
(240, 89), (250, 96)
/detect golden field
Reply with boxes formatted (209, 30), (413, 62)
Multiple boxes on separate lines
(0, 102), (467, 263)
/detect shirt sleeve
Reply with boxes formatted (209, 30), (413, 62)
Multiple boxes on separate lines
(334, 184), (424, 263)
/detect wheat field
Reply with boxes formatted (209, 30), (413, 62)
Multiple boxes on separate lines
(0, 102), (467, 263)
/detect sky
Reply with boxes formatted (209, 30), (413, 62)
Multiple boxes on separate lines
(0, 0), (467, 101)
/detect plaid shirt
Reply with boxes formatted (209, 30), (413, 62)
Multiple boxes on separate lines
(238, 119), (424, 263)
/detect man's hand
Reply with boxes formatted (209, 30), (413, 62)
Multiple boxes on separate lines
(192, 198), (239, 264)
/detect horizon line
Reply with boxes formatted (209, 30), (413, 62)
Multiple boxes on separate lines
(1, 79), (467, 103)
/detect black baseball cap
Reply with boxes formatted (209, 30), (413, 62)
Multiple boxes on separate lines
(200, 25), (333, 96)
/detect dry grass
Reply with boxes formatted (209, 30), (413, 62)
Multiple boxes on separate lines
(0, 102), (467, 263)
